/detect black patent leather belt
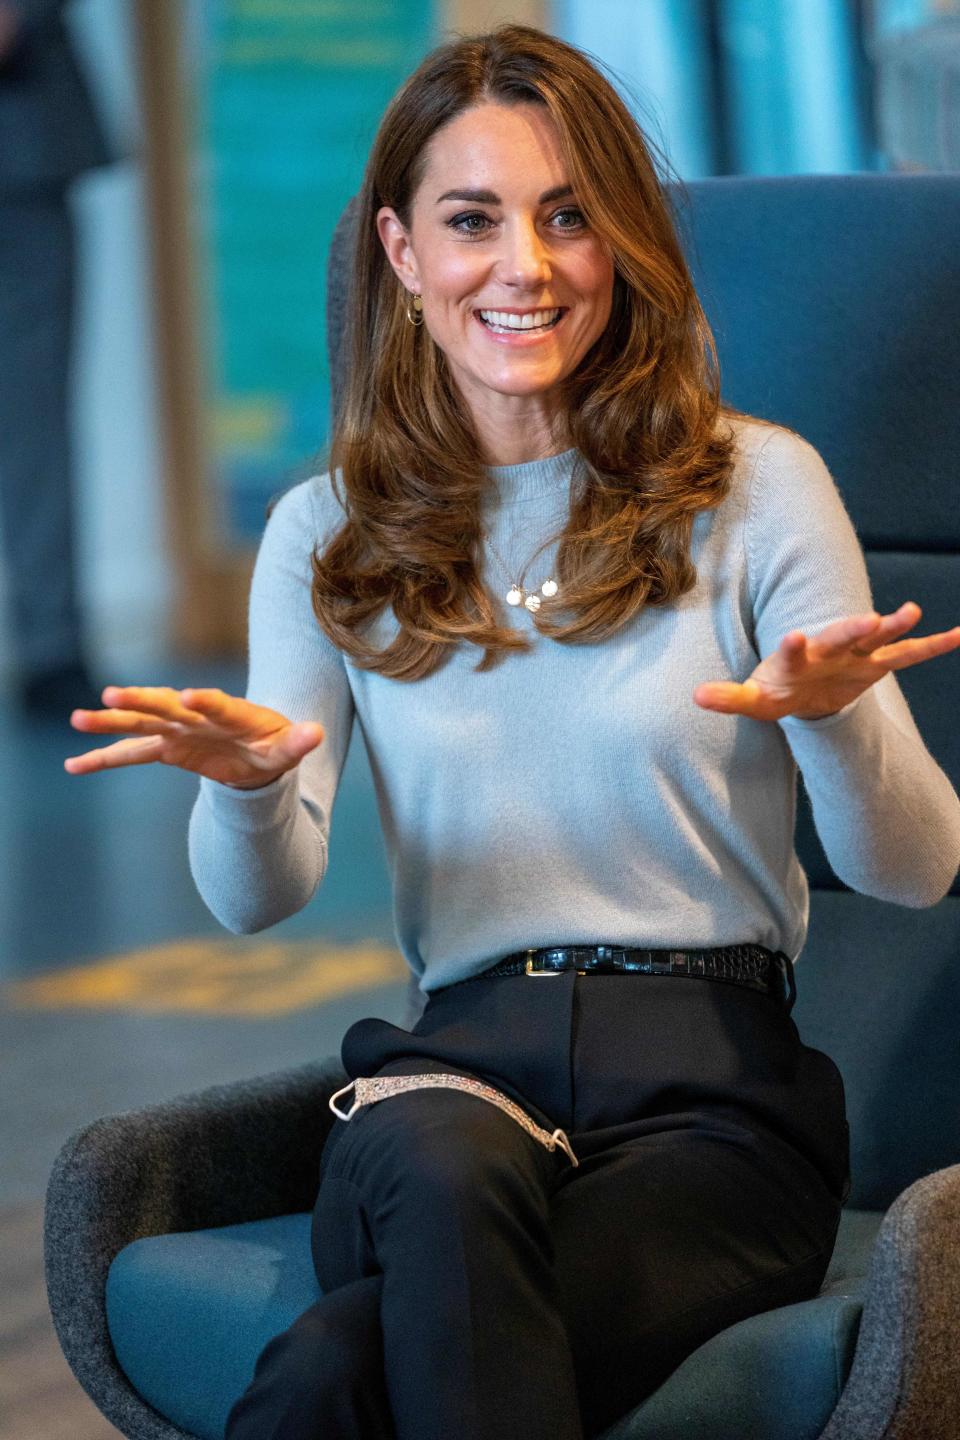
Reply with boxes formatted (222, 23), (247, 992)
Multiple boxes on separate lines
(457, 944), (796, 1009)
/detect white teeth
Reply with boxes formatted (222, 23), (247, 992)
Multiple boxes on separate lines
(478, 308), (561, 330)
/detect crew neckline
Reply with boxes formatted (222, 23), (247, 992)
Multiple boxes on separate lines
(483, 446), (581, 505)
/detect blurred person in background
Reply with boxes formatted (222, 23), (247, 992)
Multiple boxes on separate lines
(0, 0), (114, 719)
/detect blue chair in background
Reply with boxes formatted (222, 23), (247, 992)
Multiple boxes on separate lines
(45, 173), (960, 1440)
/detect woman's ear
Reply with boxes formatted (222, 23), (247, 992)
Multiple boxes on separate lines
(376, 206), (421, 295)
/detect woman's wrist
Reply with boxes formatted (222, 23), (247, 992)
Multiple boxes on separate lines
(221, 773), (286, 791)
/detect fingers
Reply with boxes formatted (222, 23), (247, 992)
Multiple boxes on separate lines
(811, 602), (959, 671)
(870, 624), (960, 672)
(71, 683), (211, 737)
(64, 736), (164, 775)
(65, 684), (214, 775)
(776, 631), (808, 670)
(847, 601), (922, 656)
(260, 723), (324, 774)
(97, 685), (206, 723)
(63, 680), (325, 779)
(813, 603), (922, 661)
(70, 705), (184, 738)
(71, 685), (250, 732)
(177, 687), (230, 715)
(692, 681), (736, 711)
(811, 611), (884, 660)
(286, 722), (325, 750)
(177, 687), (273, 729)
(693, 680), (769, 717)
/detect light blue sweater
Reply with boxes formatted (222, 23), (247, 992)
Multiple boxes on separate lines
(187, 418), (960, 995)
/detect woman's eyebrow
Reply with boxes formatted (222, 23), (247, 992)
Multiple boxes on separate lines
(435, 184), (575, 205)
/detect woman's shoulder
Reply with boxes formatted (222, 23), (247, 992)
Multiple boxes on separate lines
(264, 470), (348, 548)
(720, 417), (864, 598)
(717, 413), (837, 516)
(718, 411), (815, 470)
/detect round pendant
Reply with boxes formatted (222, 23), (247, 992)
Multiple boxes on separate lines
(541, 579), (558, 597)
(506, 586), (523, 606)
(524, 593), (542, 612)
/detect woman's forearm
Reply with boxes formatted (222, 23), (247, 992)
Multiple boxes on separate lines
(780, 676), (960, 906)
(187, 767), (329, 933)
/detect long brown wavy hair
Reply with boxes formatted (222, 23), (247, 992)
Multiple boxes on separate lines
(306, 22), (761, 681)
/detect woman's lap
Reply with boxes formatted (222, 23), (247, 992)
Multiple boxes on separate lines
(233, 973), (848, 1438)
(310, 1070), (841, 1436)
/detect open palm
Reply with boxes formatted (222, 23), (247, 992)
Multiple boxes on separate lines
(693, 602), (960, 722)
(64, 686), (324, 788)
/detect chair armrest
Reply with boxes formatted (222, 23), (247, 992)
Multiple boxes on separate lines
(818, 1162), (960, 1439)
(44, 1055), (348, 1440)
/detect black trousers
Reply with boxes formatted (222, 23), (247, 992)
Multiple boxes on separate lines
(225, 965), (850, 1440)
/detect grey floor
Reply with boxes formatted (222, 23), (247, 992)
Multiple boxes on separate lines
(0, 645), (411, 1438)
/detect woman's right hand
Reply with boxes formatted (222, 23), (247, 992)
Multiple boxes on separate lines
(63, 686), (324, 790)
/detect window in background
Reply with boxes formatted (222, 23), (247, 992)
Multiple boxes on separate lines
(869, 0), (960, 169)
(184, 0), (439, 546)
(553, 0), (905, 177)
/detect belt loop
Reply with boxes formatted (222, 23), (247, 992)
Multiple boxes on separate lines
(774, 952), (797, 1012)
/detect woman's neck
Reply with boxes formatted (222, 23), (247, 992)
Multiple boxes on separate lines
(470, 401), (571, 468)
(479, 437), (572, 466)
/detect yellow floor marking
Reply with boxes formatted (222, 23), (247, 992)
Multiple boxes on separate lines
(4, 939), (409, 1016)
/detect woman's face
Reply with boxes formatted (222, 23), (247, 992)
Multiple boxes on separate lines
(377, 101), (615, 457)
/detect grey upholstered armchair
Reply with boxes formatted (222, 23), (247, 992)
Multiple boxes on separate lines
(46, 173), (960, 1439)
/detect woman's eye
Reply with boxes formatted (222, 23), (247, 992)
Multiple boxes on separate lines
(553, 207), (586, 229)
(445, 207), (587, 236)
(448, 212), (492, 234)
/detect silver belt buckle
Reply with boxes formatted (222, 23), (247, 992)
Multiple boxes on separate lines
(524, 948), (586, 976)
(525, 948), (563, 977)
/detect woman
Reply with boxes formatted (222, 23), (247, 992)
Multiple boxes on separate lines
(65, 23), (960, 1440)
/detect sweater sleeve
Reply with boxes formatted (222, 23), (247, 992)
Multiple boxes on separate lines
(187, 476), (355, 933)
(744, 428), (960, 907)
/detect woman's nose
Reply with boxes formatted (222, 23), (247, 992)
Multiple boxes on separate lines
(498, 219), (552, 285)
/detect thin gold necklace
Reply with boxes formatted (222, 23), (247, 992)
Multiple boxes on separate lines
(482, 530), (558, 613)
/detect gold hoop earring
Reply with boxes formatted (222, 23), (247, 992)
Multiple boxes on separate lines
(406, 291), (424, 327)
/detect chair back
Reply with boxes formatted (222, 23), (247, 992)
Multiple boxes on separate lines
(325, 175), (960, 1210)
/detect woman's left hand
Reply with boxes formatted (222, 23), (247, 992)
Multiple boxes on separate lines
(693, 602), (960, 722)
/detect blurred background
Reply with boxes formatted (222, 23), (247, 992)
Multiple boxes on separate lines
(1, 1), (957, 1434)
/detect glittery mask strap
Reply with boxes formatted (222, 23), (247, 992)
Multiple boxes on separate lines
(328, 1072), (579, 1166)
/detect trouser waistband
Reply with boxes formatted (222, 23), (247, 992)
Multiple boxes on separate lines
(450, 943), (796, 1010)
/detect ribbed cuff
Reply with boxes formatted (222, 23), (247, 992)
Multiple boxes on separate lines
(778, 689), (870, 731)
(197, 765), (300, 831)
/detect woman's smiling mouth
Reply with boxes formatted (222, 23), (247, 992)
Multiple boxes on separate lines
(474, 307), (567, 341)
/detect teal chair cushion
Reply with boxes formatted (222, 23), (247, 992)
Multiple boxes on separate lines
(106, 1209), (883, 1440)
(107, 1214), (320, 1440)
